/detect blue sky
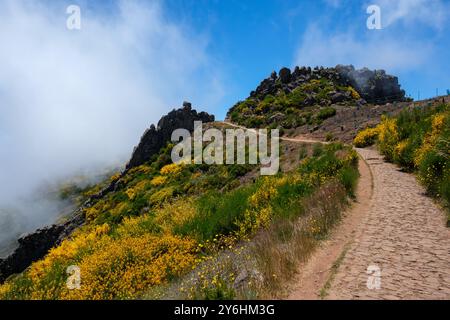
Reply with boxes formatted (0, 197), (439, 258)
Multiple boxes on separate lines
(0, 0), (448, 238)
(9, 0), (448, 120)
(0, 0), (449, 202)
(51, 0), (450, 120)
(161, 0), (450, 119)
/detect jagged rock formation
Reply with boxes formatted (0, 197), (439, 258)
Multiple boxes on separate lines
(250, 65), (405, 104)
(0, 102), (215, 283)
(126, 102), (214, 169)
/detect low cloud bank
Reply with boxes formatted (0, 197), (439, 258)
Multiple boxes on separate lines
(0, 0), (224, 254)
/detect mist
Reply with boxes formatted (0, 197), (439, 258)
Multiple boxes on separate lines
(0, 0), (224, 255)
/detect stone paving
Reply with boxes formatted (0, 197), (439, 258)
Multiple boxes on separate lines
(327, 148), (450, 300)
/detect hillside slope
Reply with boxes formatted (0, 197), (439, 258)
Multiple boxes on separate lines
(0, 101), (359, 299)
(2, 65), (447, 300)
(227, 65), (406, 130)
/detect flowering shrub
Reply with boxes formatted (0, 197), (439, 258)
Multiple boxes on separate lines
(237, 178), (279, 236)
(0, 227), (196, 300)
(353, 127), (379, 147)
(414, 112), (449, 199)
(377, 116), (399, 161)
(128, 164), (152, 175)
(160, 163), (182, 176)
(61, 234), (197, 300)
(375, 104), (449, 219)
(110, 173), (121, 182)
(28, 224), (110, 281)
(149, 186), (175, 206)
(154, 198), (196, 233)
(150, 175), (167, 187)
(348, 86), (361, 100)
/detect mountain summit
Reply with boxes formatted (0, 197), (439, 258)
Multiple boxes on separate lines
(227, 65), (406, 129)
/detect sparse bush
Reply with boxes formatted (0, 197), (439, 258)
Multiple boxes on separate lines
(312, 143), (324, 157)
(175, 186), (257, 242)
(338, 166), (360, 198)
(325, 132), (334, 142)
(252, 181), (348, 297)
(298, 146), (308, 160)
(192, 277), (236, 300)
(317, 107), (337, 121)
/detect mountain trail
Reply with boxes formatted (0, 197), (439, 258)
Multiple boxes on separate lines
(325, 148), (450, 300)
(288, 147), (450, 300)
(221, 122), (450, 300)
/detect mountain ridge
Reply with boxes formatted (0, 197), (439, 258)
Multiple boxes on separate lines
(0, 64), (410, 285)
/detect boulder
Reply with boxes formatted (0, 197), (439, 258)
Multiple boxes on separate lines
(331, 92), (346, 103)
(269, 112), (285, 123)
(279, 67), (292, 83)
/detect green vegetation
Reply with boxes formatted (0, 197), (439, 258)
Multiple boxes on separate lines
(354, 103), (450, 221)
(228, 78), (359, 130)
(353, 127), (379, 147)
(0, 139), (359, 300)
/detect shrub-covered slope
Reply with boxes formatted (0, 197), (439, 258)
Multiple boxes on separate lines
(227, 65), (406, 130)
(354, 102), (449, 222)
(1, 64), (383, 299)
(0, 131), (358, 299)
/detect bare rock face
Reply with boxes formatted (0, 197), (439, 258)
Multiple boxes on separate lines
(0, 212), (83, 283)
(248, 65), (406, 104)
(335, 65), (406, 103)
(126, 102), (215, 169)
(0, 102), (215, 283)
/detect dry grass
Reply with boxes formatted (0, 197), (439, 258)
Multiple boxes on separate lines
(250, 181), (348, 298)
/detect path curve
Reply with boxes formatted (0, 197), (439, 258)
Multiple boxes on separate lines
(221, 122), (450, 299)
(326, 148), (450, 300)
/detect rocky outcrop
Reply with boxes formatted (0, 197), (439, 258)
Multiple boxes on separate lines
(249, 65), (406, 104)
(335, 65), (406, 103)
(0, 211), (84, 283)
(0, 102), (215, 283)
(126, 102), (214, 169)
(249, 66), (343, 100)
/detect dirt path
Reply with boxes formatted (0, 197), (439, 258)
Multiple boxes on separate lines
(220, 122), (330, 145)
(221, 122), (450, 299)
(287, 150), (373, 299)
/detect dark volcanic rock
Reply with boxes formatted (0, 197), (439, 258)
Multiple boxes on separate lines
(126, 102), (214, 169)
(246, 64), (405, 108)
(335, 65), (406, 103)
(0, 102), (215, 283)
(331, 92), (346, 103)
(0, 211), (84, 283)
(0, 226), (62, 282)
(279, 67), (292, 84)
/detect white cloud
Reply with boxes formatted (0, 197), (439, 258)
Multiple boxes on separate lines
(294, 24), (432, 71)
(0, 0), (224, 251)
(324, 0), (342, 8)
(294, 0), (448, 73)
(373, 0), (450, 30)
